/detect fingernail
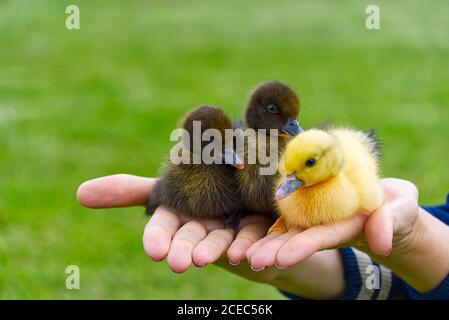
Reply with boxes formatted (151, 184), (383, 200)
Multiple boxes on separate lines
(275, 263), (286, 270)
(195, 264), (206, 269)
(229, 260), (240, 266)
(382, 247), (392, 257)
(251, 265), (265, 272)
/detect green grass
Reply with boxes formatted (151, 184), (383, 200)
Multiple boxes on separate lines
(0, 0), (448, 299)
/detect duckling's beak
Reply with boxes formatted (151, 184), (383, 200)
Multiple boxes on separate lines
(222, 147), (245, 169)
(280, 118), (303, 136)
(275, 173), (303, 200)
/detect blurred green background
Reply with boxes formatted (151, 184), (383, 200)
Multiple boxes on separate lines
(0, 0), (448, 299)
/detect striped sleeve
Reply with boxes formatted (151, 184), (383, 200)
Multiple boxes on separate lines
(281, 244), (448, 300)
(338, 247), (405, 300)
(280, 247), (406, 300)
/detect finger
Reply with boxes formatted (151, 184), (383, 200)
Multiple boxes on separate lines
(197, 218), (226, 233)
(380, 178), (419, 200)
(250, 228), (300, 271)
(246, 232), (282, 261)
(227, 215), (272, 265)
(167, 221), (207, 273)
(365, 178), (419, 257)
(77, 174), (157, 208)
(192, 229), (234, 267)
(143, 206), (181, 261)
(276, 213), (367, 268)
(365, 204), (395, 256)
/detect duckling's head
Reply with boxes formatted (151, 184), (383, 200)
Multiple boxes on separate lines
(246, 81), (302, 136)
(182, 105), (244, 168)
(276, 129), (343, 200)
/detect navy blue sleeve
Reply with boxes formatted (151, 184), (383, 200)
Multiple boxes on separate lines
(421, 193), (449, 225)
(281, 193), (449, 300)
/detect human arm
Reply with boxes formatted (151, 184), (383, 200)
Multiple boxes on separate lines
(248, 178), (449, 295)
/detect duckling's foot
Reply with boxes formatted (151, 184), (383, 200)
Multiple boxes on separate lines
(268, 217), (288, 234)
(224, 213), (241, 230)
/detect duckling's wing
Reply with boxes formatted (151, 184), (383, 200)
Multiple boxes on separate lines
(364, 129), (381, 158)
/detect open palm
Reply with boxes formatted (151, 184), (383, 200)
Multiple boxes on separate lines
(77, 175), (419, 273)
(77, 174), (272, 273)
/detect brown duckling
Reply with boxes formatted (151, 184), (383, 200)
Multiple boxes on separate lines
(147, 106), (245, 229)
(235, 82), (302, 217)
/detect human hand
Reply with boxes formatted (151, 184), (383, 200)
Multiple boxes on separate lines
(77, 174), (272, 273)
(77, 173), (350, 298)
(247, 178), (420, 270)
(142, 207), (272, 273)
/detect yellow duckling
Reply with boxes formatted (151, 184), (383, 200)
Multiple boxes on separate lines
(269, 127), (383, 233)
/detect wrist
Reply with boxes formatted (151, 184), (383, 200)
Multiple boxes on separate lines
(270, 250), (346, 299)
(373, 208), (449, 292)
(389, 207), (423, 258)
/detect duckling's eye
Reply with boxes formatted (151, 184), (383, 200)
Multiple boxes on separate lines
(266, 104), (279, 114)
(305, 158), (316, 167)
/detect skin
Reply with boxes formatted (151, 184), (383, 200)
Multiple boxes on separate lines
(77, 174), (449, 298)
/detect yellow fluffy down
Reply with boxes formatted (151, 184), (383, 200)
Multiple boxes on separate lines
(276, 128), (383, 229)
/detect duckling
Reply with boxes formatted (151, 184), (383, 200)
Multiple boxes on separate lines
(270, 127), (383, 233)
(236, 82), (302, 217)
(147, 106), (245, 229)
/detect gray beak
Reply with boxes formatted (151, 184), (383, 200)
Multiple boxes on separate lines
(280, 118), (303, 136)
(275, 173), (303, 200)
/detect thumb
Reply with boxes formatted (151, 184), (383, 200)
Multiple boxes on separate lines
(364, 204), (394, 256)
(77, 174), (157, 208)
